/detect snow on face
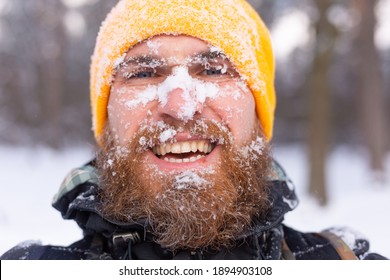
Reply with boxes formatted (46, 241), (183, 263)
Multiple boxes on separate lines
(108, 36), (259, 192)
(124, 66), (227, 121)
(158, 128), (177, 143)
(134, 119), (233, 153)
(173, 170), (212, 190)
(146, 38), (163, 55)
(239, 136), (265, 160)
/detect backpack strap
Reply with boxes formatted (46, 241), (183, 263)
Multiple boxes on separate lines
(281, 229), (358, 260)
(281, 238), (296, 260)
(316, 230), (358, 260)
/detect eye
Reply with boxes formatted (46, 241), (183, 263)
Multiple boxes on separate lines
(117, 67), (164, 86)
(201, 64), (229, 77)
(125, 70), (156, 79)
(205, 68), (223, 75)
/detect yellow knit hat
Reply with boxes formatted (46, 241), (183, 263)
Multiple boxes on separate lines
(91, 0), (276, 145)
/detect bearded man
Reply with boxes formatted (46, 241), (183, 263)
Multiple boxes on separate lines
(1, 0), (386, 260)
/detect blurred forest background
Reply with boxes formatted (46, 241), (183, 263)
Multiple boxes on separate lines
(0, 0), (389, 205)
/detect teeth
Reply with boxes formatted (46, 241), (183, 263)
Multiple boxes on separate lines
(198, 141), (204, 153)
(171, 143), (181, 154)
(204, 143), (209, 153)
(191, 141), (197, 152)
(195, 154), (204, 161)
(153, 140), (213, 156)
(163, 154), (205, 163)
(160, 145), (166, 156)
(181, 142), (191, 153)
(156, 146), (161, 155)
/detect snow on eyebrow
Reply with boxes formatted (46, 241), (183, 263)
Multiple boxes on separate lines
(113, 53), (127, 69)
(120, 56), (167, 70)
(209, 45), (223, 54)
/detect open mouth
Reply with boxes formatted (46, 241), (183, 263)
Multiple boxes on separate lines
(152, 140), (215, 163)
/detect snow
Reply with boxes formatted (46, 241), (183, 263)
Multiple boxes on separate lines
(0, 144), (389, 258)
(124, 66), (221, 121)
(274, 145), (390, 258)
(239, 136), (265, 159)
(159, 129), (177, 143)
(326, 226), (366, 251)
(146, 38), (163, 55)
(282, 196), (299, 210)
(173, 170), (211, 190)
(113, 53), (126, 69)
(0, 146), (90, 256)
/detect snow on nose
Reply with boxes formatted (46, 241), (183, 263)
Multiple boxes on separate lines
(125, 66), (220, 121)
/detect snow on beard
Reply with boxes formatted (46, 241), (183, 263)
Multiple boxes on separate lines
(97, 120), (272, 251)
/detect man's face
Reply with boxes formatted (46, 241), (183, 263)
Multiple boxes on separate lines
(99, 35), (271, 251)
(108, 35), (258, 176)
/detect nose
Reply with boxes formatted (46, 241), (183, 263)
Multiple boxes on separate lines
(157, 87), (203, 121)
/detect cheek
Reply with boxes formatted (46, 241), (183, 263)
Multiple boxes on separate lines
(108, 87), (155, 143)
(208, 84), (256, 140)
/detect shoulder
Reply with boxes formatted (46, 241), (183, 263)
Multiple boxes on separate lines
(1, 241), (44, 260)
(1, 242), (86, 260)
(282, 225), (387, 260)
(1, 236), (102, 260)
(283, 225), (342, 259)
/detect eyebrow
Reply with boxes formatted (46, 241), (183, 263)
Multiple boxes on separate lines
(119, 55), (164, 67)
(117, 50), (228, 69)
(193, 50), (227, 61)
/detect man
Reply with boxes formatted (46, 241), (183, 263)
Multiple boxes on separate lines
(1, 0), (386, 260)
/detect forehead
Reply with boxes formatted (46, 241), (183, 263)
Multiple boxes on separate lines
(125, 35), (214, 61)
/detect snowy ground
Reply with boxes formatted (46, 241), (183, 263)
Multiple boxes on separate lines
(0, 144), (389, 258)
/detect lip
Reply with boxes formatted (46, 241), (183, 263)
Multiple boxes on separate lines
(145, 144), (221, 172)
(167, 132), (209, 142)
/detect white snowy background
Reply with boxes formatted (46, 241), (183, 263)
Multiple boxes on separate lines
(1, 0), (390, 258)
(0, 144), (389, 257)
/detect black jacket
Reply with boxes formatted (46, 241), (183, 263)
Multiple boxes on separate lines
(1, 161), (387, 260)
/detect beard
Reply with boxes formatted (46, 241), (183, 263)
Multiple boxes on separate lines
(96, 120), (272, 251)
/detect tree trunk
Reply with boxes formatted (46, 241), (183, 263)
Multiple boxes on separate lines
(307, 0), (338, 205)
(39, 0), (67, 149)
(352, 0), (386, 182)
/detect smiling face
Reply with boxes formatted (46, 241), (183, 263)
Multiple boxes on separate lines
(108, 35), (258, 175)
(98, 35), (271, 251)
